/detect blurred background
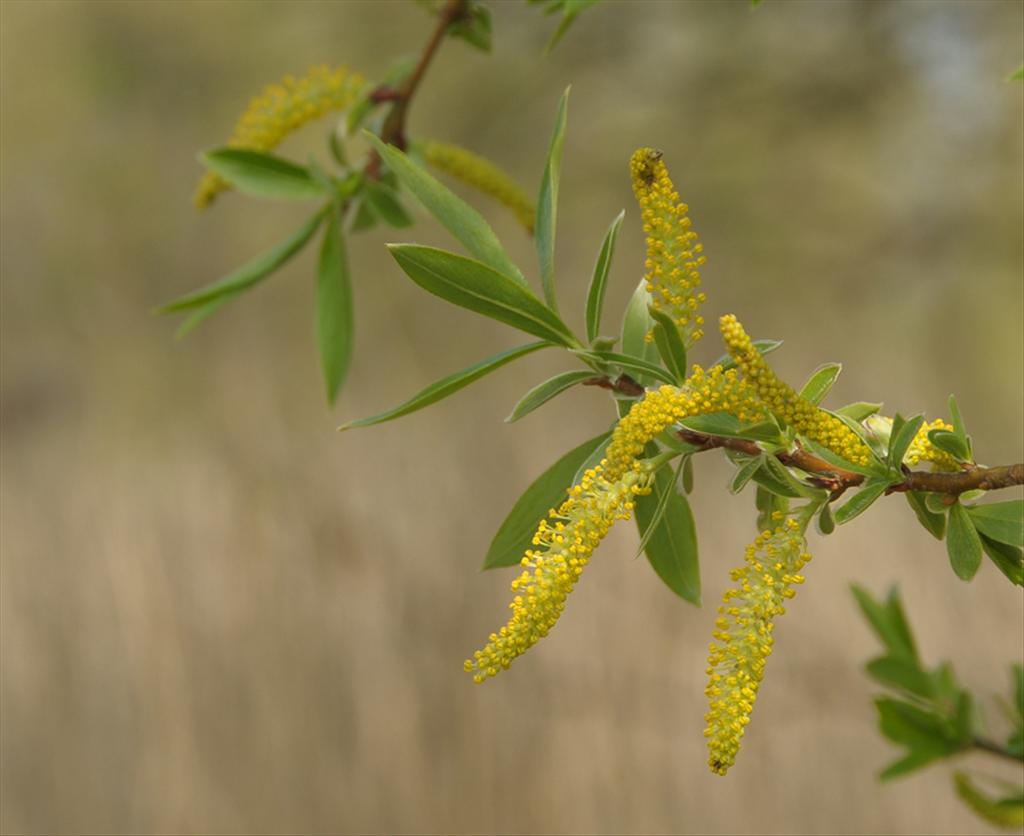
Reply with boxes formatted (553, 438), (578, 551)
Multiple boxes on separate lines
(2, 1), (1022, 833)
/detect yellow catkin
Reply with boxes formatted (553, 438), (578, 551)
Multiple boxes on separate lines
(420, 140), (536, 232)
(905, 418), (960, 471)
(704, 514), (812, 776)
(629, 147), (708, 347)
(464, 367), (765, 683)
(194, 64), (366, 209)
(719, 314), (872, 467)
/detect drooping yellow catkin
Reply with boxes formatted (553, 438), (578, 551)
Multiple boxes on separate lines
(195, 64), (367, 209)
(719, 314), (872, 467)
(420, 140), (536, 232)
(704, 514), (812, 776)
(905, 418), (961, 471)
(464, 367), (766, 683)
(629, 147), (708, 346)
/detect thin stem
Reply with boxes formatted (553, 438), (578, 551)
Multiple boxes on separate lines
(972, 736), (1024, 765)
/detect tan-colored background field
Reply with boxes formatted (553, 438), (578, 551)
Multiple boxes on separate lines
(2, 1), (1022, 833)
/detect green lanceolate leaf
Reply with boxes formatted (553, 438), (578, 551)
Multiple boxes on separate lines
(710, 338), (782, 372)
(836, 401), (884, 422)
(947, 394), (972, 459)
(505, 369), (594, 423)
(979, 532), (1024, 586)
(387, 245), (576, 346)
(315, 208), (353, 404)
(483, 432), (610, 569)
(851, 584), (918, 662)
(953, 772), (1024, 829)
(928, 429), (970, 462)
(817, 501), (836, 535)
(946, 502), (984, 581)
(574, 349), (676, 386)
(875, 697), (966, 780)
(200, 148), (326, 201)
(535, 87), (570, 312)
(799, 363), (842, 406)
(363, 181), (413, 228)
(834, 479), (890, 524)
(1010, 64), (1024, 82)
(367, 136), (525, 284)
(729, 455), (763, 495)
(865, 656), (935, 700)
(585, 209), (625, 343)
(888, 414), (924, 471)
(905, 491), (946, 540)
(648, 306), (688, 385)
(750, 464), (804, 500)
(681, 455), (694, 494)
(635, 457), (684, 558)
(635, 464), (701, 604)
(620, 280), (661, 385)
(160, 207), (327, 317)
(572, 430), (612, 486)
(339, 341), (548, 431)
(803, 438), (883, 478)
(966, 499), (1023, 548)
(761, 453), (826, 500)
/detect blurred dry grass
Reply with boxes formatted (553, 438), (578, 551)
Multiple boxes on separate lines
(1, 1), (1022, 834)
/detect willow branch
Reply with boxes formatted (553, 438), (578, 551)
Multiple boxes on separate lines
(366, 0), (467, 181)
(674, 427), (1023, 499)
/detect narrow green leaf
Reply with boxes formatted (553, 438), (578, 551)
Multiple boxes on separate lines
(635, 466), (701, 604)
(979, 532), (1024, 586)
(866, 656), (935, 699)
(505, 369), (594, 423)
(387, 245), (576, 346)
(201, 148), (326, 201)
(948, 394), (971, 458)
(710, 338), (782, 372)
(535, 87), (570, 312)
(761, 454), (827, 500)
(585, 210), (625, 342)
(160, 208), (327, 314)
(851, 584), (918, 662)
(483, 432), (610, 570)
(364, 181), (412, 228)
(620, 280), (661, 385)
(953, 772), (1024, 829)
(905, 491), (946, 540)
(339, 341), (547, 431)
(367, 135), (525, 283)
(888, 414), (924, 470)
(875, 697), (964, 780)
(966, 500), (1023, 548)
(928, 428), (970, 462)
(1010, 64), (1024, 82)
(799, 363), (842, 406)
(574, 349), (676, 386)
(750, 465), (804, 500)
(835, 479), (890, 525)
(648, 306), (689, 385)
(681, 455), (694, 494)
(729, 455), (763, 495)
(803, 438), (884, 477)
(315, 209), (353, 404)
(836, 401), (884, 422)
(947, 502), (984, 581)
(816, 501), (836, 535)
(635, 457), (684, 557)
